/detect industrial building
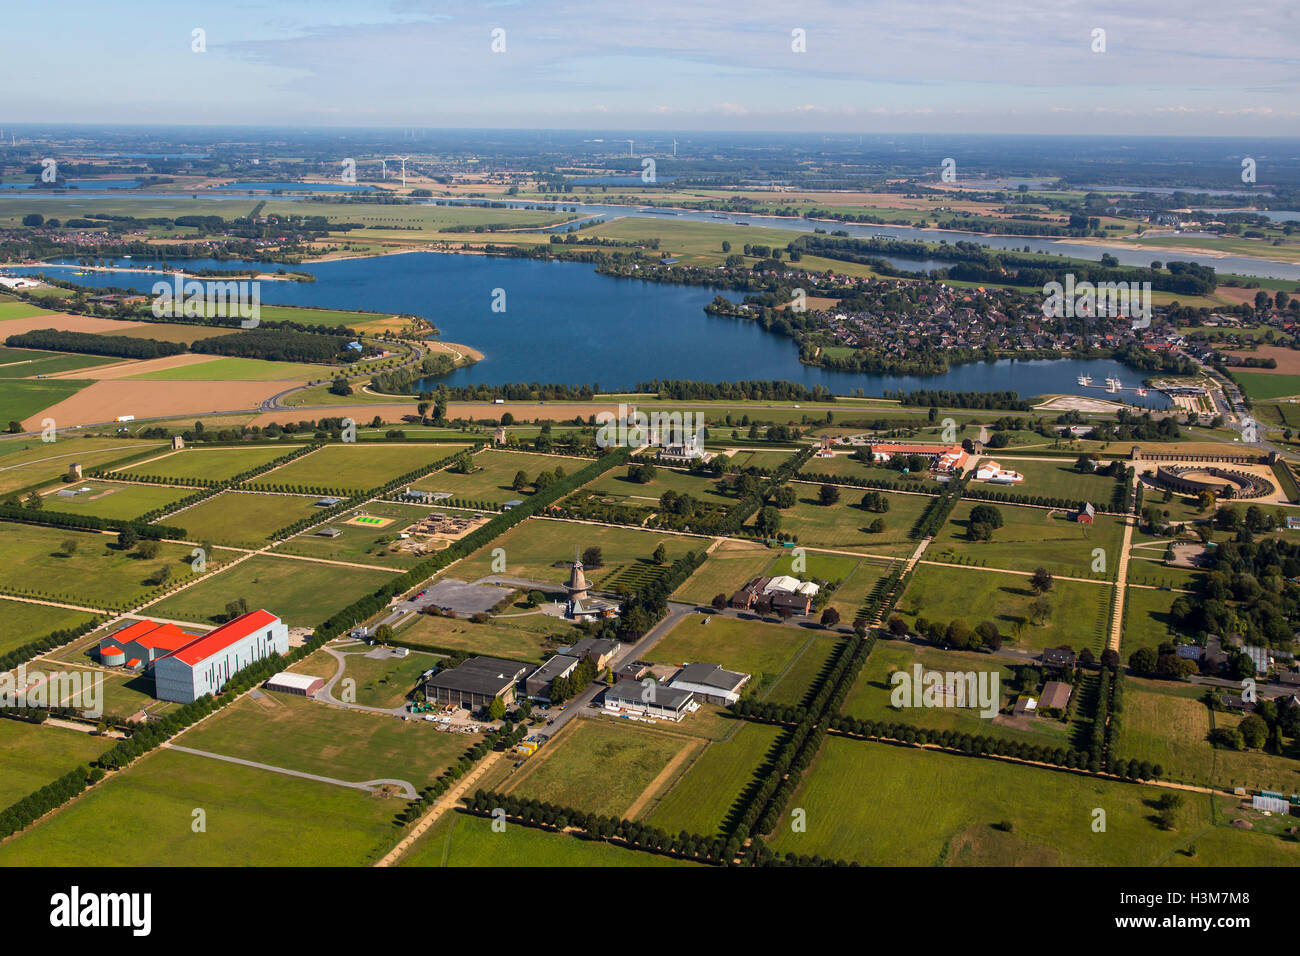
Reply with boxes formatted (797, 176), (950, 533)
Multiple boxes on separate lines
(152, 610), (290, 704)
(668, 662), (751, 706)
(604, 679), (695, 721)
(423, 656), (528, 711)
(265, 672), (326, 696)
(525, 654), (580, 702)
(99, 620), (204, 673)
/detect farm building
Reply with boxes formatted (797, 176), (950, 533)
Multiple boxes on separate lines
(265, 672), (325, 696)
(603, 679), (694, 722)
(1038, 681), (1072, 711)
(423, 656), (528, 711)
(668, 662), (751, 706)
(1075, 502), (1096, 524)
(153, 610), (290, 704)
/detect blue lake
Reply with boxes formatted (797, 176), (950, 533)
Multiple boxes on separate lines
(22, 253), (1170, 407)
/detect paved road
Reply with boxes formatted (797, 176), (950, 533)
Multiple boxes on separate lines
(163, 742), (418, 799)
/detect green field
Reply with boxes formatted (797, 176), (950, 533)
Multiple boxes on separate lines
(393, 611), (565, 663)
(840, 642), (1081, 749)
(898, 563), (1111, 654)
(973, 456), (1121, 502)
(168, 490), (324, 547)
(584, 464), (733, 510)
(1115, 679), (1300, 793)
(749, 485), (934, 556)
(0, 438), (169, 495)
(0, 598), (100, 657)
(334, 648), (442, 709)
(147, 554), (394, 627)
(411, 449), (591, 506)
(0, 379), (90, 427)
(0, 720), (111, 807)
(0, 747), (399, 866)
(767, 735), (1300, 865)
(0, 301), (59, 321)
(452, 519), (700, 587)
(671, 543), (775, 605)
(247, 442), (470, 493)
(508, 720), (690, 819)
(400, 809), (698, 867)
(0, 351), (118, 378)
(645, 614), (823, 696)
(1121, 586), (1181, 658)
(1231, 372), (1300, 400)
(646, 720), (783, 835)
(127, 356), (339, 382)
(182, 691), (467, 788)
(762, 636), (841, 707)
(798, 454), (945, 493)
(931, 499), (1125, 580)
(117, 444), (304, 481)
(40, 479), (197, 521)
(0, 521), (204, 609)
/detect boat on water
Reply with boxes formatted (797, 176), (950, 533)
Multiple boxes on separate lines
(1077, 374), (1093, 386)
(1135, 387), (1148, 397)
(1106, 377), (1121, 393)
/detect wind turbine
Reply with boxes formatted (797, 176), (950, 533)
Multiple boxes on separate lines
(381, 158), (387, 179)
(672, 139), (678, 157)
(387, 155), (410, 186)
(626, 139), (634, 156)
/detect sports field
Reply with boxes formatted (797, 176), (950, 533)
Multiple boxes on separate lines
(0, 720), (111, 807)
(39, 479), (197, 521)
(898, 563), (1111, 654)
(181, 691), (468, 788)
(931, 499), (1125, 580)
(0, 746), (399, 866)
(646, 721), (784, 835)
(766, 735), (1300, 866)
(168, 490), (324, 548)
(274, 501), (435, 568)
(0, 521), (203, 609)
(247, 442), (470, 492)
(117, 444), (304, 481)
(507, 720), (691, 819)
(147, 554), (394, 627)
(399, 809), (698, 867)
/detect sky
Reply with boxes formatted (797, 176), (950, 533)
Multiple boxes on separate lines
(2, 0), (1298, 135)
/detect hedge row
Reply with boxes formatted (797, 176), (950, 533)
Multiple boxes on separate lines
(0, 616), (105, 674)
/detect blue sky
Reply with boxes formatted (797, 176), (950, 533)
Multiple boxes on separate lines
(3, 0), (1297, 134)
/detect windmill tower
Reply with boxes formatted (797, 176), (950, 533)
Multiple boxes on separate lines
(626, 139), (634, 156)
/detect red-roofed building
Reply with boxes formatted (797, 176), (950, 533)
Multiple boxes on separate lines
(99, 619), (202, 670)
(152, 610), (289, 703)
(869, 443), (969, 474)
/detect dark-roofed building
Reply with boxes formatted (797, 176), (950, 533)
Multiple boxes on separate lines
(615, 660), (652, 681)
(525, 654), (580, 702)
(668, 662), (751, 705)
(1275, 670), (1300, 687)
(1176, 644), (1204, 661)
(1040, 648), (1076, 671)
(424, 656), (529, 711)
(603, 679), (694, 722)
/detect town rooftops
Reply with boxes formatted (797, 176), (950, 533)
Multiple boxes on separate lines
(160, 609), (280, 667)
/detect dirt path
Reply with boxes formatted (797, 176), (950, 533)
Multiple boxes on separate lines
(623, 737), (701, 820)
(1108, 516), (1137, 652)
(374, 750), (502, 867)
